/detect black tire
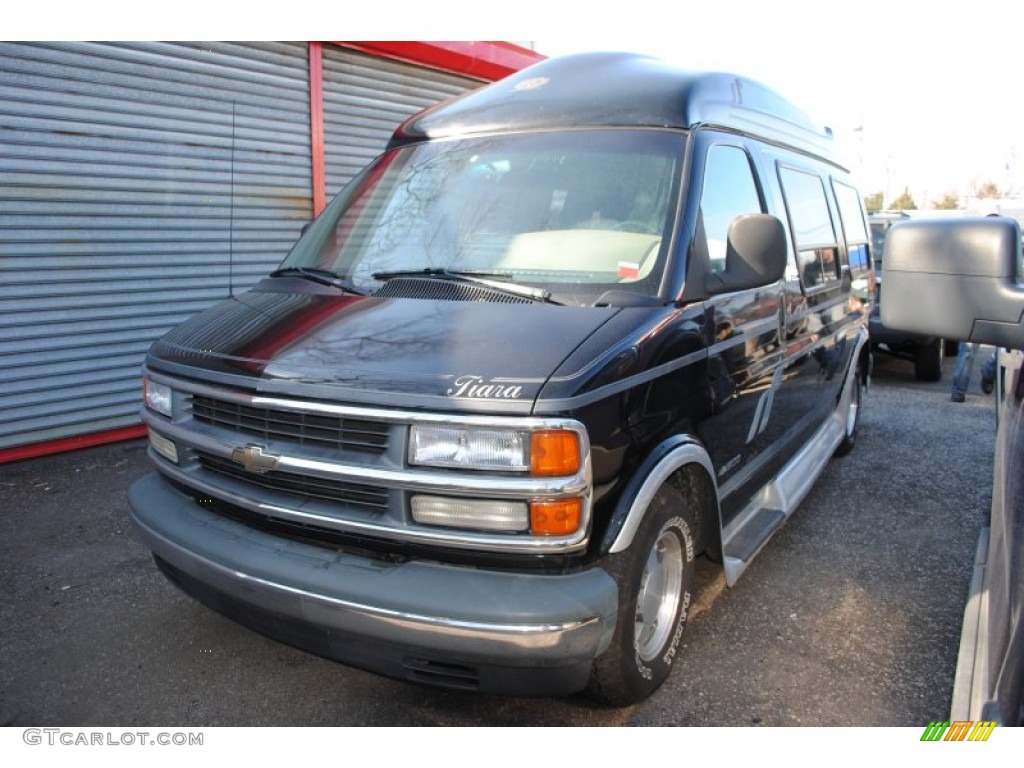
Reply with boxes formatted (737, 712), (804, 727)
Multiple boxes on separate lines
(589, 484), (696, 706)
(835, 357), (861, 457)
(914, 338), (943, 382)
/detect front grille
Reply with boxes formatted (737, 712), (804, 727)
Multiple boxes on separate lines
(196, 451), (389, 512)
(191, 395), (389, 455)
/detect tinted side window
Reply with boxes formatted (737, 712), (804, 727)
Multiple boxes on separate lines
(778, 165), (840, 290)
(832, 179), (870, 271)
(700, 145), (764, 274)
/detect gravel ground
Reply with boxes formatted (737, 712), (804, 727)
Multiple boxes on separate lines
(0, 351), (996, 726)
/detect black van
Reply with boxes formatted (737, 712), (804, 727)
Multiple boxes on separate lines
(129, 52), (872, 704)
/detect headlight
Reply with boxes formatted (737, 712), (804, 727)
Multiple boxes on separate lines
(143, 378), (172, 417)
(410, 426), (529, 471)
(409, 426), (581, 475)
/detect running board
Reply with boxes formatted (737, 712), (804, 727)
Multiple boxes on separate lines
(721, 409), (845, 586)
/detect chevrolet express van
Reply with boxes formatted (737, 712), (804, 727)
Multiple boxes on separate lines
(129, 52), (872, 704)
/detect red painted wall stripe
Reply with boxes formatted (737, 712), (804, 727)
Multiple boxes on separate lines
(308, 41), (327, 216)
(0, 424), (147, 465)
(333, 41), (543, 82)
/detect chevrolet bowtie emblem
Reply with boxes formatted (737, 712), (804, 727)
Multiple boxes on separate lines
(230, 444), (280, 474)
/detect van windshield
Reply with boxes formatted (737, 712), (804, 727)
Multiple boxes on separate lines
(279, 130), (684, 305)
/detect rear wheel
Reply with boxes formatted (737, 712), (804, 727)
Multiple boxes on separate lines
(914, 338), (943, 382)
(589, 484), (696, 706)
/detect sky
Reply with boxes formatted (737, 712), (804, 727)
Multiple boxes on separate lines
(16, 0), (1024, 207)
(533, 2), (1024, 206)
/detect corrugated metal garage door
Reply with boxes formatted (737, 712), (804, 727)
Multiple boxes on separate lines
(0, 41), (312, 450)
(0, 42), (483, 452)
(322, 47), (482, 195)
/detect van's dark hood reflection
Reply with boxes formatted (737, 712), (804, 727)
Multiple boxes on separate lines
(148, 280), (623, 410)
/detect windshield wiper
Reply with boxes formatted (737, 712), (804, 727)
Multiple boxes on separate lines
(373, 267), (513, 281)
(270, 267), (365, 295)
(372, 268), (555, 304)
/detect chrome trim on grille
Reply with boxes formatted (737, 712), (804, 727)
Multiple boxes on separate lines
(145, 368), (585, 431)
(148, 414), (589, 498)
(150, 453), (590, 554)
(192, 394), (390, 454)
(196, 451), (389, 512)
(142, 369), (593, 554)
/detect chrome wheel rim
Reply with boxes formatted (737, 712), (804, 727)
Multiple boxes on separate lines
(634, 529), (684, 662)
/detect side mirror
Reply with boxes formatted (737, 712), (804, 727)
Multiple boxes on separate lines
(706, 214), (787, 295)
(881, 218), (1024, 350)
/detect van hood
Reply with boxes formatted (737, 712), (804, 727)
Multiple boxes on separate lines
(147, 280), (622, 413)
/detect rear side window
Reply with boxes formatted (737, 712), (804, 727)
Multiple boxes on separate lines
(700, 145), (764, 273)
(778, 165), (840, 290)
(832, 180), (870, 271)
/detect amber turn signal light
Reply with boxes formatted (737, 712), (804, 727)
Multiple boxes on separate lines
(530, 430), (580, 476)
(530, 498), (582, 535)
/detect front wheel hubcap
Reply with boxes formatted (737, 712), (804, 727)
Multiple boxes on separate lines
(634, 530), (684, 662)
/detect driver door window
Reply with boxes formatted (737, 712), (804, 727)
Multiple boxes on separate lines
(700, 145), (764, 274)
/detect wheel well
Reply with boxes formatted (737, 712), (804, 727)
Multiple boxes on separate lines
(604, 440), (721, 557)
(665, 463), (720, 560)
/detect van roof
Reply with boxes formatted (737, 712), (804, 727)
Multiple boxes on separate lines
(388, 52), (841, 165)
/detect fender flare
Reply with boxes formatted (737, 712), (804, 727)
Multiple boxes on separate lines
(601, 435), (720, 556)
(856, 326), (872, 387)
(844, 326), (871, 394)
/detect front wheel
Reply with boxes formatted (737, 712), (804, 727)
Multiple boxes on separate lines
(589, 484), (696, 705)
